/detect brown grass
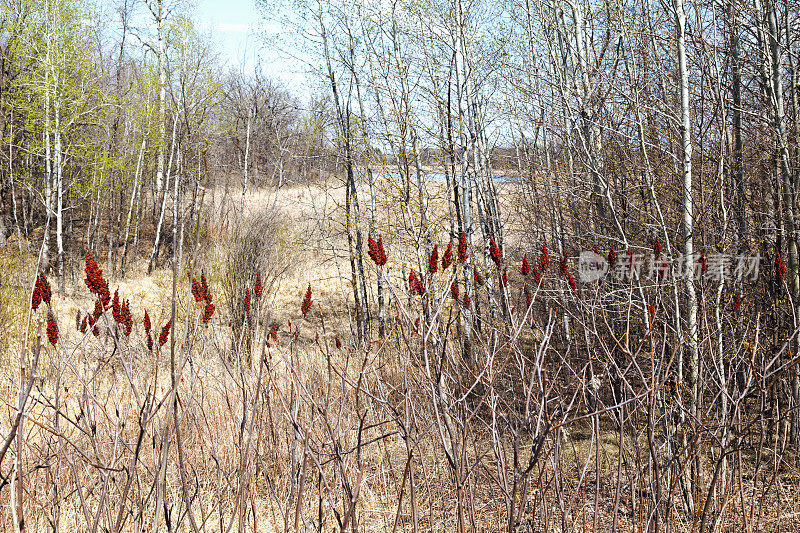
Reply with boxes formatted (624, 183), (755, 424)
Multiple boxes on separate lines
(1, 178), (799, 532)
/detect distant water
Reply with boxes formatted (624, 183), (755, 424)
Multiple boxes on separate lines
(383, 172), (520, 183)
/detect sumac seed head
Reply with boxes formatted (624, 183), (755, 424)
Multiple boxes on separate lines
(112, 290), (121, 323)
(428, 245), (439, 274)
(457, 232), (468, 264)
(409, 270), (425, 296)
(776, 251), (787, 280)
(38, 273), (51, 305)
(376, 235), (387, 266)
(489, 237), (502, 267)
(533, 265), (542, 285)
(473, 267), (484, 287)
(31, 282), (42, 311)
(159, 319), (171, 347)
(441, 243), (453, 271)
(567, 273), (577, 292)
(191, 277), (203, 302)
(539, 243), (550, 272)
(201, 272), (212, 304)
(202, 302), (214, 326)
(254, 272), (263, 299)
(301, 284), (312, 317)
(120, 300), (132, 336)
(46, 312), (58, 346)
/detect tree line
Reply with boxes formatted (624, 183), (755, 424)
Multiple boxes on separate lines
(0, 0), (328, 285)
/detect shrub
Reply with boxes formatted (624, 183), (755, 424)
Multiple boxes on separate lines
(220, 209), (295, 356)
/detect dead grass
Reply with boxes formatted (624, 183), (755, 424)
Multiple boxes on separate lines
(2, 179), (800, 531)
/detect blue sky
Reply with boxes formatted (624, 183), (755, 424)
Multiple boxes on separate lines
(193, 0), (262, 66)
(192, 0), (309, 94)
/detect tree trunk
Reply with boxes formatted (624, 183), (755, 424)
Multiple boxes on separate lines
(676, 0), (700, 503)
(149, 112), (179, 274)
(240, 106), (252, 218)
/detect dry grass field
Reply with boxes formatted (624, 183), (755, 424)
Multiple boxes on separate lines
(1, 177), (800, 532)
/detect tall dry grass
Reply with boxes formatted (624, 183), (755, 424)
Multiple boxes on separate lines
(1, 181), (799, 532)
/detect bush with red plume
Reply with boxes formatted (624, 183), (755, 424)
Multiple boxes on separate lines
(254, 272), (263, 299)
(442, 243), (453, 270)
(539, 243), (550, 272)
(368, 233), (377, 263)
(428, 245), (439, 274)
(489, 237), (502, 266)
(40, 273), (51, 305)
(375, 236), (387, 266)
(31, 280), (42, 311)
(191, 277), (203, 302)
(120, 300), (132, 336)
(112, 290), (121, 323)
(32, 272), (51, 310)
(159, 319), (171, 347)
(301, 284), (312, 317)
(47, 312), (58, 346)
(409, 270), (425, 296)
(776, 252), (787, 280)
(368, 233), (388, 267)
(202, 302), (215, 326)
(84, 252), (110, 308)
(653, 236), (662, 260)
(473, 267), (484, 287)
(457, 232), (468, 264)
(243, 288), (251, 316)
(533, 265), (541, 285)
(201, 273), (211, 304)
